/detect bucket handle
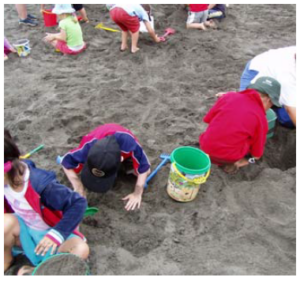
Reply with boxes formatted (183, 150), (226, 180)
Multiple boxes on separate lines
(42, 9), (55, 15)
(172, 163), (210, 185)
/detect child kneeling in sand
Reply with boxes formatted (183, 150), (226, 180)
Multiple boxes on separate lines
(4, 129), (89, 275)
(108, 4), (160, 53)
(186, 4), (215, 30)
(43, 4), (86, 55)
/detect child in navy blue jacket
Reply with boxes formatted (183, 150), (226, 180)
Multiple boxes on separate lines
(4, 129), (89, 275)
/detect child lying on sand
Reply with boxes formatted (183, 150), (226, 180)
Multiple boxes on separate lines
(43, 4), (86, 55)
(4, 129), (89, 275)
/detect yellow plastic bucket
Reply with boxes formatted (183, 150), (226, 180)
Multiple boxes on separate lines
(167, 146), (211, 202)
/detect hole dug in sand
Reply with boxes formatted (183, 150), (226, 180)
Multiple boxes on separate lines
(263, 126), (296, 171)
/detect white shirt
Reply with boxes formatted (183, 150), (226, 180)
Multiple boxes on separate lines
(249, 46), (296, 108)
(4, 164), (50, 231)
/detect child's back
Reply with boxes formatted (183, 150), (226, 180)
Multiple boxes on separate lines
(59, 16), (83, 49)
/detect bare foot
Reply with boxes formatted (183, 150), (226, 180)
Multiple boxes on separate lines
(17, 265), (35, 275)
(120, 45), (128, 52)
(131, 47), (140, 53)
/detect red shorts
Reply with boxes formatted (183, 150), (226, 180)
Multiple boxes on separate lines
(110, 7), (140, 33)
(56, 41), (87, 55)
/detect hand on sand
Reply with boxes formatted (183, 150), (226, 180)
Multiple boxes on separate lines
(155, 35), (161, 43)
(122, 193), (142, 211)
(216, 92), (227, 98)
(222, 164), (239, 174)
(35, 236), (58, 256)
(43, 33), (54, 43)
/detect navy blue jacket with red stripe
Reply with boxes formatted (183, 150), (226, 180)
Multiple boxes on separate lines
(4, 160), (87, 245)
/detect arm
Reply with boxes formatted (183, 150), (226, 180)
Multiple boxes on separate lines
(208, 4), (217, 10)
(44, 29), (67, 42)
(122, 168), (150, 211)
(35, 180), (87, 256)
(144, 21), (160, 43)
(285, 105), (296, 126)
(62, 167), (86, 197)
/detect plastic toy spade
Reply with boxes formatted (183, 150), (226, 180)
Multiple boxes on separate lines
(159, 28), (176, 42)
(20, 144), (44, 159)
(144, 153), (171, 188)
(95, 22), (120, 32)
(84, 207), (99, 217)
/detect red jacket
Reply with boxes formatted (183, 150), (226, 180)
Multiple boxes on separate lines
(199, 89), (268, 164)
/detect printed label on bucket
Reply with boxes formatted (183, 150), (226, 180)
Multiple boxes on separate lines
(13, 40), (30, 57)
(167, 165), (202, 202)
(167, 179), (199, 202)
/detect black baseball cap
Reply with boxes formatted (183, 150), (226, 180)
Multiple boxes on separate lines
(81, 135), (121, 193)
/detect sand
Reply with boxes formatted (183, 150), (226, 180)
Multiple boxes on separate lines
(4, 4), (296, 275)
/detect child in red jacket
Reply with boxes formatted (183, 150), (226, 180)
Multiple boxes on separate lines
(4, 130), (89, 275)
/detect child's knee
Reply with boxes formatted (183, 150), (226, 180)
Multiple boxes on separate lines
(4, 214), (19, 236)
(71, 241), (89, 260)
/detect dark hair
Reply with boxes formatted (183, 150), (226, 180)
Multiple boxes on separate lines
(141, 4), (151, 21)
(4, 129), (25, 187)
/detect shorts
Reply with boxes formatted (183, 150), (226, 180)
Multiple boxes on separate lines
(110, 7), (140, 33)
(12, 215), (79, 266)
(72, 4), (83, 12)
(187, 11), (208, 24)
(56, 40), (86, 55)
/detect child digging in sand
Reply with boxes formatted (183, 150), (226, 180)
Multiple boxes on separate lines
(59, 123), (151, 211)
(43, 4), (86, 55)
(108, 4), (160, 53)
(4, 130), (89, 275)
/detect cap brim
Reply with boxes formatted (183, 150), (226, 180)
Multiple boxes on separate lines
(271, 99), (281, 107)
(81, 163), (117, 193)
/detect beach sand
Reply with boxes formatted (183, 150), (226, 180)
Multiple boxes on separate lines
(4, 4), (296, 275)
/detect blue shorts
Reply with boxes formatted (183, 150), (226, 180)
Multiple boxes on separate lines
(12, 215), (78, 266)
(239, 61), (294, 128)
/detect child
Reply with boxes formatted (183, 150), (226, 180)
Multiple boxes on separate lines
(108, 4), (160, 53)
(72, 4), (89, 23)
(186, 4), (213, 30)
(4, 129), (89, 275)
(59, 123), (151, 211)
(43, 4), (86, 55)
(4, 37), (16, 61)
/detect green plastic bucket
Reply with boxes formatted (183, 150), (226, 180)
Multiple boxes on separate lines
(167, 146), (211, 202)
(266, 108), (277, 139)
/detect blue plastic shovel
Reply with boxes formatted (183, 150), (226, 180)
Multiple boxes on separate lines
(144, 153), (171, 188)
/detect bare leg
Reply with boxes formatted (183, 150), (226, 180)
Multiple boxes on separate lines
(4, 214), (21, 272)
(58, 237), (89, 260)
(121, 31), (129, 51)
(15, 4), (27, 20)
(78, 8), (89, 22)
(130, 31), (140, 53)
(186, 23), (206, 30)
